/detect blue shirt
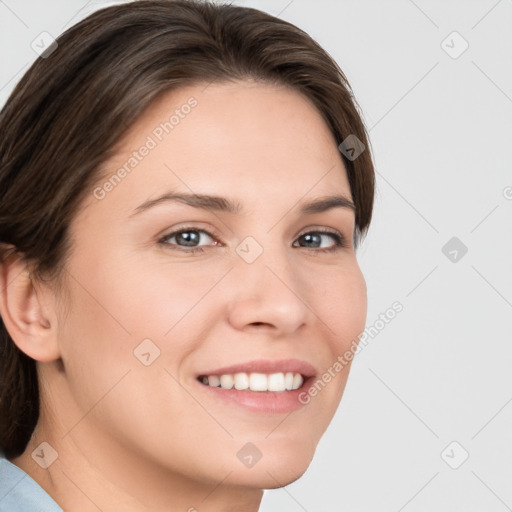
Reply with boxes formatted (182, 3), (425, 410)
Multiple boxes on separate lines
(0, 452), (62, 511)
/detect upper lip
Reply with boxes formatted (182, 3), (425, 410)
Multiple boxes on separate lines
(197, 358), (316, 378)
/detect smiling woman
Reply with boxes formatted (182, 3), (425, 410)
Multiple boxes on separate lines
(0, 1), (374, 511)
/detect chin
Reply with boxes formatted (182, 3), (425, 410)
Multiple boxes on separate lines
(227, 445), (316, 490)
(238, 463), (311, 490)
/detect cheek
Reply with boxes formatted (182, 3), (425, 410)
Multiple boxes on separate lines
(293, 262), (366, 431)
(58, 249), (230, 379)
(314, 260), (367, 350)
(107, 255), (232, 343)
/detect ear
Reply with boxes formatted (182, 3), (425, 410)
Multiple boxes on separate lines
(0, 249), (61, 362)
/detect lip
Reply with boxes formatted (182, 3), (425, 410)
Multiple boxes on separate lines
(196, 358), (316, 379)
(195, 358), (316, 415)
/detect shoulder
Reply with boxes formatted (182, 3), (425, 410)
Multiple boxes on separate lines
(0, 453), (62, 511)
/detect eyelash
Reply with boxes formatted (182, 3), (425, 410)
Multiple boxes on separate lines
(158, 226), (349, 254)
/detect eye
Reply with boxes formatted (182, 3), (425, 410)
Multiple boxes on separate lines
(159, 226), (349, 254)
(159, 227), (219, 253)
(293, 228), (348, 252)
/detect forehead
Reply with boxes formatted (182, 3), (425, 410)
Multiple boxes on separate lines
(84, 80), (352, 217)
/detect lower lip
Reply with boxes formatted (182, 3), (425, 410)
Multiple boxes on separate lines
(195, 377), (314, 414)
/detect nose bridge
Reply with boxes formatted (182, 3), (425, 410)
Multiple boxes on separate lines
(227, 234), (311, 333)
(235, 234), (296, 291)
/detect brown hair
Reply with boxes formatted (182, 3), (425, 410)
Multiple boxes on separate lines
(0, 0), (375, 458)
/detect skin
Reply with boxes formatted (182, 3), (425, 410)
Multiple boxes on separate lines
(0, 79), (367, 511)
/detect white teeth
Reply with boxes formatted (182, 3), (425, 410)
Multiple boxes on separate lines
(267, 372), (285, 392)
(249, 373), (268, 391)
(234, 372), (249, 390)
(202, 371), (305, 392)
(292, 373), (303, 390)
(208, 375), (220, 387)
(220, 374), (234, 390)
(284, 372), (294, 390)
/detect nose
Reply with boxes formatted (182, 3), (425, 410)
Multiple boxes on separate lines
(226, 244), (312, 336)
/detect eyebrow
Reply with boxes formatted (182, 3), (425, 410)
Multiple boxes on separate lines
(130, 191), (355, 217)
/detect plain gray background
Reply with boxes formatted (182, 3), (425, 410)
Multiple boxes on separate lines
(1, 1), (511, 510)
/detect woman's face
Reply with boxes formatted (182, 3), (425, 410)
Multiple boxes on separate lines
(49, 80), (367, 491)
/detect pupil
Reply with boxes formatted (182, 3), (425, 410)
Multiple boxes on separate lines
(178, 231), (199, 246)
(303, 233), (320, 248)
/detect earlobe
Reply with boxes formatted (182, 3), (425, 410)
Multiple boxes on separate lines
(0, 250), (61, 362)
